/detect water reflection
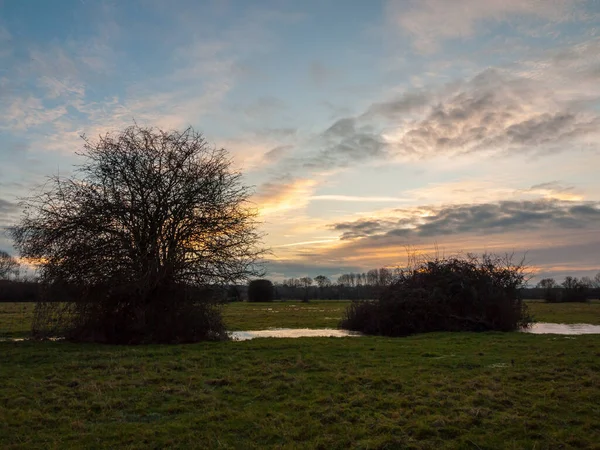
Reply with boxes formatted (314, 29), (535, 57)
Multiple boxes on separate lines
(230, 328), (362, 341)
(522, 323), (600, 335)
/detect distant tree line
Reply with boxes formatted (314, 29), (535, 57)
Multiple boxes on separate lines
(2, 251), (600, 303)
(276, 268), (397, 301)
(529, 274), (600, 302)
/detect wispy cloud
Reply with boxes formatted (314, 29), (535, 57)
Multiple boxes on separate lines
(310, 195), (408, 202)
(253, 178), (318, 216)
(386, 0), (589, 53)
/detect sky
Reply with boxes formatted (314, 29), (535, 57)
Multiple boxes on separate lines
(1, 0), (599, 283)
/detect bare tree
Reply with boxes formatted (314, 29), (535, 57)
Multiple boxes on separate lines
(314, 275), (331, 288)
(0, 250), (20, 280)
(299, 276), (312, 302)
(536, 278), (556, 289)
(594, 272), (600, 288)
(11, 124), (264, 343)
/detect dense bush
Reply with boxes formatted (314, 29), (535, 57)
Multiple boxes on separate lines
(341, 254), (533, 336)
(248, 279), (274, 302)
(31, 283), (228, 344)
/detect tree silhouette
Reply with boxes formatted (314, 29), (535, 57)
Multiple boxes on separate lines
(11, 124), (263, 343)
(0, 251), (19, 280)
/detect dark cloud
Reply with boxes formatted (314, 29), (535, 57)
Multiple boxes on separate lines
(331, 200), (600, 240)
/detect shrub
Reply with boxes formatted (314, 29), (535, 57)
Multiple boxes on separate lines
(31, 283), (228, 344)
(341, 254), (532, 336)
(248, 279), (274, 302)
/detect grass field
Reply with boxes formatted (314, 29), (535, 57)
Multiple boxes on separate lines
(2, 300), (600, 338)
(1, 300), (600, 448)
(1, 333), (599, 449)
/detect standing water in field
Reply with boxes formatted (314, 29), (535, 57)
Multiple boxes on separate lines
(229, 328), (362, 341)
(522, 323), (600, 335)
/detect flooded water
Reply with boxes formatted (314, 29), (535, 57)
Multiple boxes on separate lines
(3, 324), (599, 343)
(522, 323), (600, 335)
(230, 328), (362, 341)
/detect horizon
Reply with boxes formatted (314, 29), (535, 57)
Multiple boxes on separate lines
(1, 0), (599, 283)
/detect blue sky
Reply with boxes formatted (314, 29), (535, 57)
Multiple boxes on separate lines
(1, 0), (600, 282)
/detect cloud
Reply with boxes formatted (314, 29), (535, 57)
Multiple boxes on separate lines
(386, 0), (586, 53)
(309, 195), (408, 203)
(263, 145), (293, 163)
(388, 68), (600, 157)
(253, 178), (318, 216)
(301, 118), (388, 170)
(523, 182), (583, 202)
(363, 90), (433, 119)
(311, 67), (600, 164)
(331, 199), (600, 240)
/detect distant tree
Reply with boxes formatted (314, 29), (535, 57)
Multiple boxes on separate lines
(594, 272), (600, 288)
(378, 268), (393, 286)
(0, 251), (19, 280)
(299, 277), (313, 288)
(283, 278), (301, 288)
(580, 276), (593, 288)
(314, 275), (331, 288)
(11, 124), (264, 343)
(348, 273), (356, 287)
(561, 276), (589, 302)
(314, 275), (331, 299)
(299, 276), (312, 302)
(537, 277), (560, 302)
(366, 269), (379, 286)
(536, 278), (557, 289)
(248, 279), (274, 302)
(337, 274), (350, 287)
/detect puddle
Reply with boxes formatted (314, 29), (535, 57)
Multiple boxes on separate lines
(522, 323), (600, 335)
(0, 337), (63, 342)
(3, 323), (599, 343)
(230, 328), (362, 341)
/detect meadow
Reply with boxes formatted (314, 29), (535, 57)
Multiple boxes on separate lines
(1, 300), (600, 449)
(2, 300), (600, 338)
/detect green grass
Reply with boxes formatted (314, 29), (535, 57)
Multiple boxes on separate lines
(527, 300), (600, 325)
(223, 300), (348, 330)
(0, 302), (35, 338)
(1, 333), (599, 449)
(2, 300), (600, 339)
(1, 300), (600, 448)
(2, 300), (600, 338)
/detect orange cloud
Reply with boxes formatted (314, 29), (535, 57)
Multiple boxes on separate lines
(253, 178), (318, 216)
